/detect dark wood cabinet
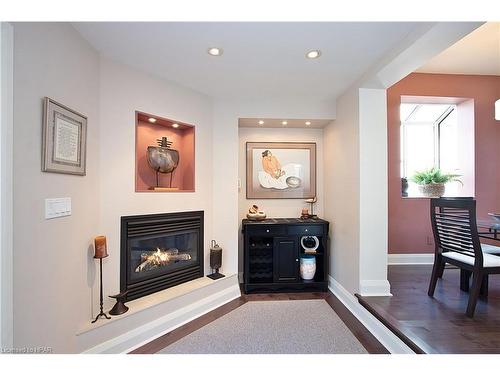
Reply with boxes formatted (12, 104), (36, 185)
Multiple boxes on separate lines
(242, 218), (329, 293)
(273, 237), (299, 282)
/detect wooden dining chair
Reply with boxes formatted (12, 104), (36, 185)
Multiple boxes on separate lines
(428, 198), (500, 317)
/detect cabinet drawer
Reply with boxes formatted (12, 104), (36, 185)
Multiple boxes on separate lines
(246, 225), (286, 236)
(287, 225), (324, 236)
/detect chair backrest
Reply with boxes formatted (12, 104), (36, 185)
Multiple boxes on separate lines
(430, 198), (483, 264)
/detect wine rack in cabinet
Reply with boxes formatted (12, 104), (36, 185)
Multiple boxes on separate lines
(242, 218), (329, 293)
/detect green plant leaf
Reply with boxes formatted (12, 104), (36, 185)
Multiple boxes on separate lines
(410, 168), (463, 186)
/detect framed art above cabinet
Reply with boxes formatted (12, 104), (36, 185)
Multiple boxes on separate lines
(135, 111), (195, 192)
(246, 142), (316, 199)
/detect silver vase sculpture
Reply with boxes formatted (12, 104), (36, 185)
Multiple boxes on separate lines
(147, 137), (179, 189)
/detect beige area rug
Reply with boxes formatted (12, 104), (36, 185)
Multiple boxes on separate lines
(158, 299), (368, 354)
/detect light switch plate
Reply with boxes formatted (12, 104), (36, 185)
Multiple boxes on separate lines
(45, 197), (71, 219)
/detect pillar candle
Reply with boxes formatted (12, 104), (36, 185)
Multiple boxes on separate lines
(94, 236), (109, 259)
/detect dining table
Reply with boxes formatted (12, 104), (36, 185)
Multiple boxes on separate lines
(477, 218), (500, 240)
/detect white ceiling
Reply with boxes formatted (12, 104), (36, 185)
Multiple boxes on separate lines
(73, 22), (423, 101)
(417, 22), (500, 76)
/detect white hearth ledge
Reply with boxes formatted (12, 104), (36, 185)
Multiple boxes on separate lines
(76, 274), (240, 353)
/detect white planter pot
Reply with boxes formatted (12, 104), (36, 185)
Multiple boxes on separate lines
(418, 183), (445, 198)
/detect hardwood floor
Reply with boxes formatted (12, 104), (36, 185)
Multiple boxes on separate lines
(130, 289), (388, 354)
(357, 265), (500, 354)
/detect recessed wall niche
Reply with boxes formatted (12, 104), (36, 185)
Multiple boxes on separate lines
(135, 111), (195, 192)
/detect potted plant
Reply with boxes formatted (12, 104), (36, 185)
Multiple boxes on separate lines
(410, 168), (462, 198)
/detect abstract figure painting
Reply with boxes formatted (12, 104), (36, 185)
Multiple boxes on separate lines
(246, 142), (316, 199)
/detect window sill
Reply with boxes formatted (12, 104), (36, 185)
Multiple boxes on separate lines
(401, 195), (476, 200)
(401, 196), (431, 199)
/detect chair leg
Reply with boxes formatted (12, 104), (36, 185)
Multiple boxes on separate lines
(460, 269), (471, 292)
(437, 262), (445, 278)
(479, 274), (489, 299)
(428, 256), (443, 297)
(466, 270), (483, 318)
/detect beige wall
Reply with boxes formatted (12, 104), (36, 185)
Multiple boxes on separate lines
(12, 24), (216, 353)
(237, 127), (325, 274)
(238, 127), (325, 219)
(212, 99), (336, 280)
(1, 22), (14, 349)
(13, 23), (100, 353)
(323, 87), (360, 293)
(98, 57), (214, 312)
(358, 88), (390, 295)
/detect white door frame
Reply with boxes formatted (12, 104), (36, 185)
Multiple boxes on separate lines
(0, 21), (14, 350)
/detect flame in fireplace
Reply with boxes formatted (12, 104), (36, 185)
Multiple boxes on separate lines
(135, 247), (192, 273)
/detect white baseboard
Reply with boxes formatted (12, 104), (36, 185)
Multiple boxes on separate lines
(82, 279), (241, 354)
(328, 275), (415, 354)
(388, 253), (434, 265)
(359, 279), (392, 297)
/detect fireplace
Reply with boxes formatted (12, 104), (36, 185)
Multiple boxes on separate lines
(120, 211), (204, 301)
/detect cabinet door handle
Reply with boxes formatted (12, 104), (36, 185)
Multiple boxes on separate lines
(305, 229), (308, 232)
(295, 258), (299, 262)
(266, 229), (270, 233)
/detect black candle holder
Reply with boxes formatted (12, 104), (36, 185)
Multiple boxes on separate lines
(92, 257), (111, 323)
(207, 240), (225, 280)
(109, 291), (129, 316)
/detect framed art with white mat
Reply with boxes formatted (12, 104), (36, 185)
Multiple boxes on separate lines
(42, 97), (87, 175)
(246, 142), (316, 199)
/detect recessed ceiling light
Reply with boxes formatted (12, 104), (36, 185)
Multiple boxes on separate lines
(148, 117), (157, 123)
(306, 50), (321, 59)
(258, 120), (264, 125)
(207, 47), (223, 56)
(172, 123), (180, 128)
(282, 121), (288, 126)
(305, 121), (311, 126)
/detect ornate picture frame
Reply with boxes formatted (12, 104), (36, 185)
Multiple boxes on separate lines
(246, 142), (316, 199)
(42, 97), (87, 176)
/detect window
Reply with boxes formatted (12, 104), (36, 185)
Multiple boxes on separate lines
(400, 102), (473, 197)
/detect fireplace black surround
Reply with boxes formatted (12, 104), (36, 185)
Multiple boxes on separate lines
(120, 211), (204, 301)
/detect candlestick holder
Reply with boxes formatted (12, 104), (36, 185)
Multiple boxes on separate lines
(109, 291), (129, 316)
(207, 240), (225, 280)
(92, 236), (111, 323)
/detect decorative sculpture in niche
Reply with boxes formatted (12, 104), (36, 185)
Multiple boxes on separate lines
(135, 111), (195, 192)
(147, 137), (180, 191)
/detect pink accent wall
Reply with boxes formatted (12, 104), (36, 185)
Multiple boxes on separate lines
(135, 121), (195, 191)
(388, 73), (500, 254)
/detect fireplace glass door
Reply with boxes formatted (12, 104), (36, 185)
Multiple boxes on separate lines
(128, 230), (199, 285)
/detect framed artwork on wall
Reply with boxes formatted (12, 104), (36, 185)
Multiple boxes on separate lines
(246, 142), (316, 199)
(42, 97), (87, 175)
